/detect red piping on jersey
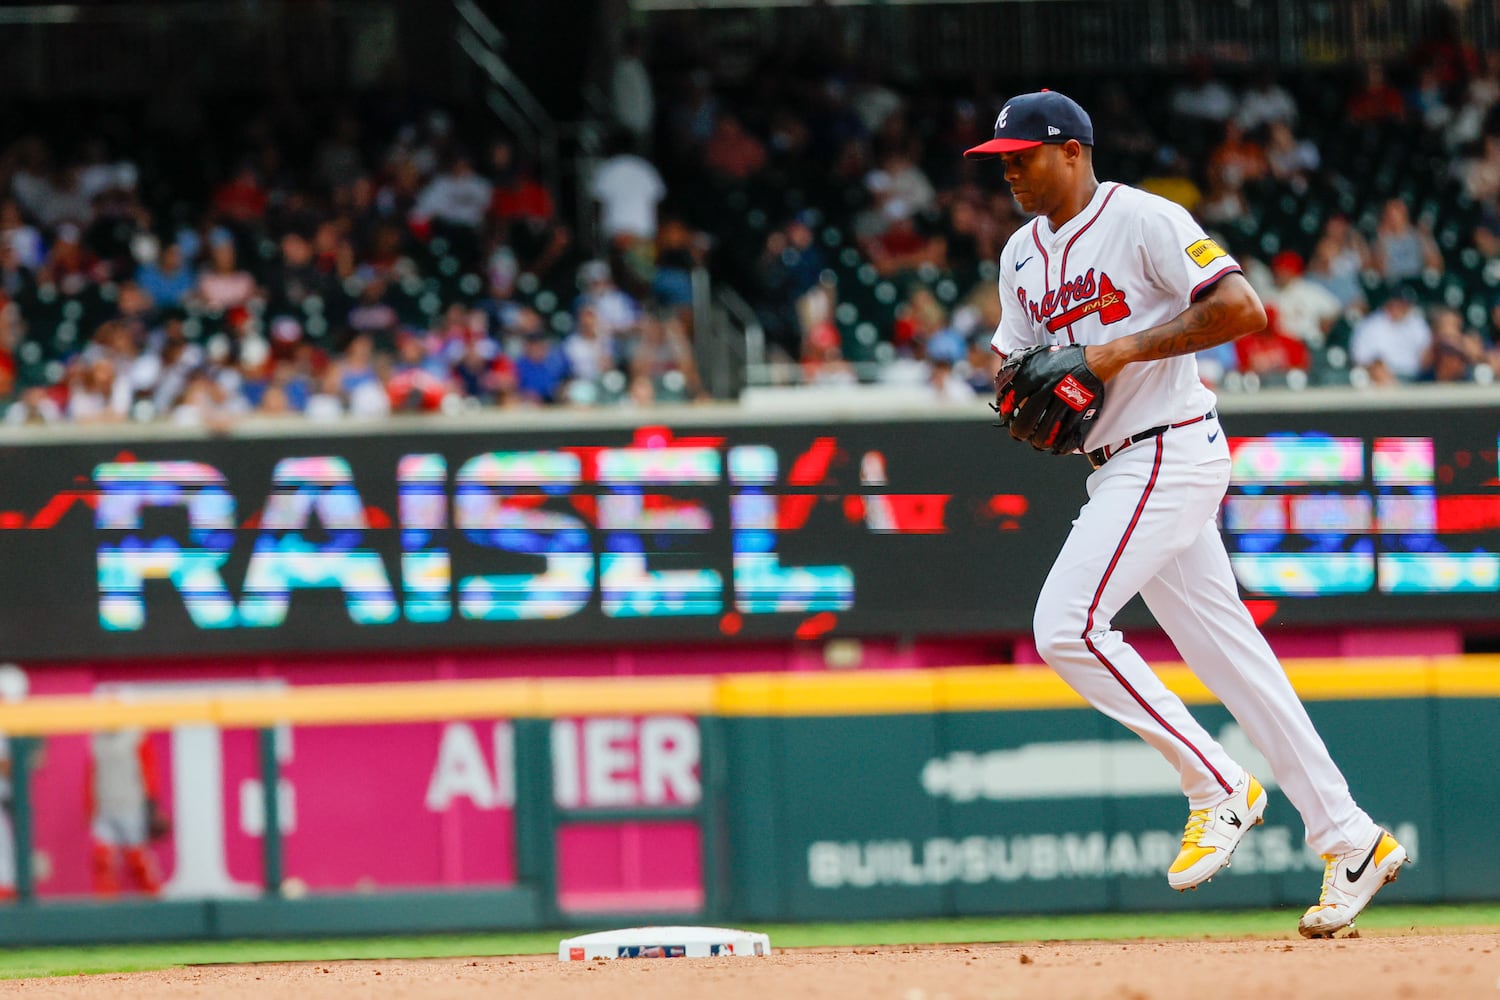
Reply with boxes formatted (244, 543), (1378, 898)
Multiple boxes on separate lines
(1057, 182), (1123, 344)
(1081, 435), (1235, 798)
(1190, 264), (1243, 302)
(995, 222), (1050, 360)
(1030, 222), (1051, 300)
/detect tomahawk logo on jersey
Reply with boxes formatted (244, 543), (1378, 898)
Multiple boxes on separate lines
(992, 181), (1240, 452)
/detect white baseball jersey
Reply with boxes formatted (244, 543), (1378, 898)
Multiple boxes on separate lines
(999, 181), (1382, 862)
(992, 182), (1232, 450)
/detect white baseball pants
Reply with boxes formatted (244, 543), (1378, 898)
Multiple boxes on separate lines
(1031, 414), (1381, 856)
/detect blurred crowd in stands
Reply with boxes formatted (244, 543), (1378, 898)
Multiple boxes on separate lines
(0, 103), (709, 428)
(2, 25), (1499, 427)
(654, 33), (1500, 398)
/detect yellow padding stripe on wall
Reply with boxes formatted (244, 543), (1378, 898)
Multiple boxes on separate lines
(0, 678), (718, 736)
(713, 657), (1500, 716)
(716, 667), (1090, 715)
(0, 656), (1494, 735)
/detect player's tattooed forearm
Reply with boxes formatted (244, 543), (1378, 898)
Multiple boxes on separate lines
(1130, 298), (1237, 361)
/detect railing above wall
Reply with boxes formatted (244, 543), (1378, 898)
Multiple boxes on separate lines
(632, 0), (1498, 76)
(452, 0), (563, 209)
(0, 1), (411, 97)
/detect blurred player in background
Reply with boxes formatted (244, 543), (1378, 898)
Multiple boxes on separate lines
(0, 664), (28, 901)
(88, 727), (170, 895)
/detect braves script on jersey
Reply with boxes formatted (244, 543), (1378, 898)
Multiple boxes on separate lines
(993, 182), (1236, 451)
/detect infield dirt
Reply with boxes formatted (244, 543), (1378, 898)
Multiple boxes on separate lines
(0, 931), (1494, 999)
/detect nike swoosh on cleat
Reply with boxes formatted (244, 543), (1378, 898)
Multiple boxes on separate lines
(1345, 835), (1383, 882)
(1015, 256), (1033, 272)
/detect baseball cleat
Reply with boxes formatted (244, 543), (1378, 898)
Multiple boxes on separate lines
(1167, 773), (1267, 891)
(1298, 829), (1408, 939)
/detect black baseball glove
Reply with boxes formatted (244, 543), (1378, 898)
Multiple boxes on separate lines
(991, 344), (1106, 455)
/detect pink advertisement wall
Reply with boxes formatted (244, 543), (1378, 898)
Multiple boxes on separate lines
(21, 640), (754, 911)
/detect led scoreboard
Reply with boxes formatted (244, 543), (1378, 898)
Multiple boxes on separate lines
(1224, 434), (1499, 596)
(0, 405), (1495, 661)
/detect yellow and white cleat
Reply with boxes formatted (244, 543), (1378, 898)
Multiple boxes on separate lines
(1298, 829), (1408, 939)
(1167, 773), (1267, 892)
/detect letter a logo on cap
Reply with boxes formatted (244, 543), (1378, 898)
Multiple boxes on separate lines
(965, 90), (1095, 159)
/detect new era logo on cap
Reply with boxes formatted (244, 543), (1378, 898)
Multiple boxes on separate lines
(964, 90), (1095, 158)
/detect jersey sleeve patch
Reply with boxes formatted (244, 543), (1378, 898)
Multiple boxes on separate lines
(1186, 238), (1227, 268)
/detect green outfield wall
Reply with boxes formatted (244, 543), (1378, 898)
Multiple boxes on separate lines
(722, 694), (1498, 921)
(0, 662), (1494, 944)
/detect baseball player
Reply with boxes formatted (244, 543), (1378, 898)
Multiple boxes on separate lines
(0, 737), (14, 902)
(966, 90), (1406, 938)
(0, 664), (30, 902)
(87, 727), (168, 895)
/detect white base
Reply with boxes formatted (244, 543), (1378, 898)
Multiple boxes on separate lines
(559, 925), (771, 961)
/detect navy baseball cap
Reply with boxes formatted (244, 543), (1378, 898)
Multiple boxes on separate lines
(964, 90), (1094, 158)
